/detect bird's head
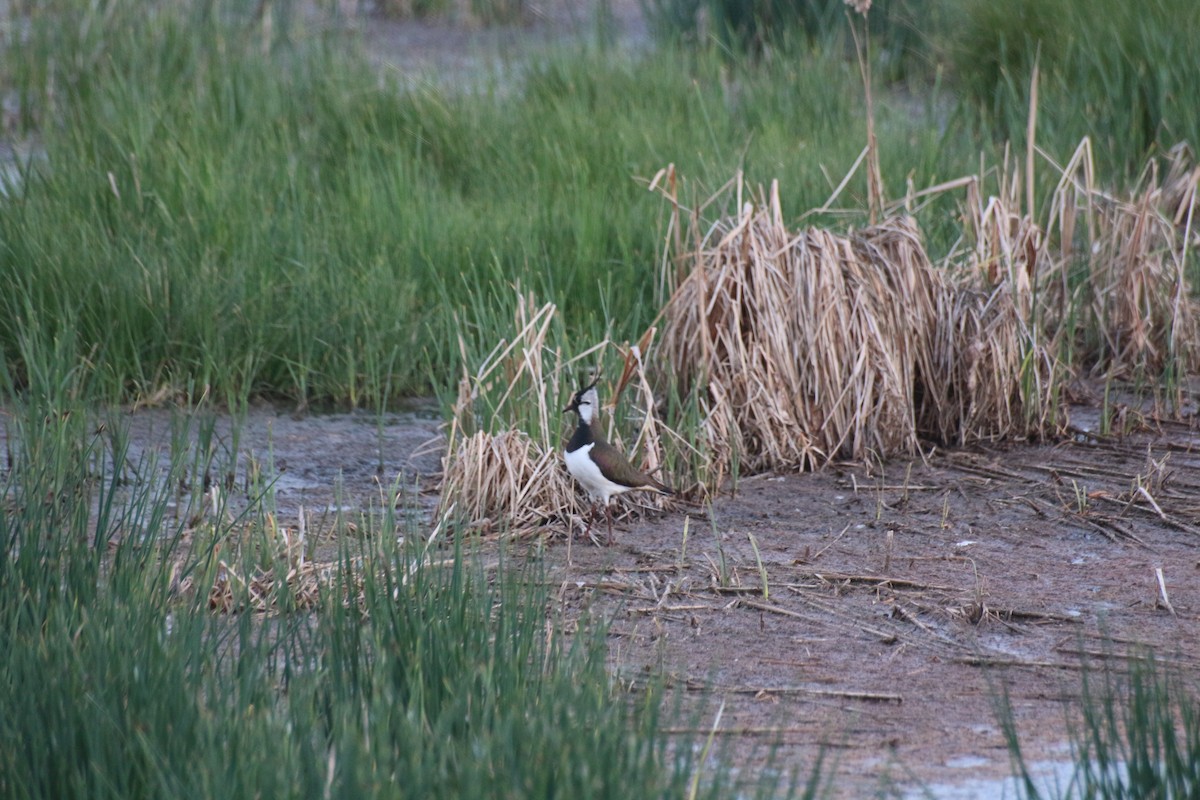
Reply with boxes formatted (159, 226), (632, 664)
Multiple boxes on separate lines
(564, 378), (600, 424)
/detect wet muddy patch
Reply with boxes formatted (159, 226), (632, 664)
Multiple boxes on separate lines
(5, 400), (1199, 795)
(543, 420), (1200, 796)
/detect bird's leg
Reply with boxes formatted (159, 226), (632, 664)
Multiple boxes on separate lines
(583, 503), (595, 540)
(605, 502), (614, 545)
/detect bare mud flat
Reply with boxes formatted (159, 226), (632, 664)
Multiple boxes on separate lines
(9, 398), (1193, 797)
(111, 400), (446, 520)
(0, 401), (445, 542)
(549, 414), (1200, 797)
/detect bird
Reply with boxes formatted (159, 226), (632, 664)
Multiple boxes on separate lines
(563, 379), (674, 544)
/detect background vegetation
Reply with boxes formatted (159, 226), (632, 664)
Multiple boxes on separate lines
(2, 0), (1196, 410)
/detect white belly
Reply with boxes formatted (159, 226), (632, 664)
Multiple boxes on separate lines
(564, 443), (631, 505)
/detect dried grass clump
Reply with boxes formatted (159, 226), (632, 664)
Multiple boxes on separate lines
(440, 428), (574, 534)
(438, 296), (675, 537)
(173, 515), (364, 615)
(1161, 142), (1200, 238)
(1074, 146), (1200, 379)
(959, 139), (1200, 383)
(1087, 187), (1198, 377)
(921, 283), (1058, 445)
(206, 558), (342, 615)
(659, 177), (1054, 473)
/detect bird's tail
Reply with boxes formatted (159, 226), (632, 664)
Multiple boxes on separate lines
(647, 476), (675, 496)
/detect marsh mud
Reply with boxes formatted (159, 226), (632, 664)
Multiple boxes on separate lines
(7, 397), (1195, 797)
(0, 401), (445, 539)
(120, 401), (446, 524)
(551, 414), (1200, 797)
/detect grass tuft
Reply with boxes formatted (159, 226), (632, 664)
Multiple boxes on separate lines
(0, 402), (793, 799)
(1000, 653), (1200, 799)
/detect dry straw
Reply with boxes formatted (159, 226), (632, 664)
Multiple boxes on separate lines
(439, 139), (1198, 535)
(438, 294), (674, 539)
(954, 139), (1200, 387)
(179, 513), (363, 615)
(1059, 145), (1199, 380)
(206, 557), (339, 615)
(657, 174), (1056, 474)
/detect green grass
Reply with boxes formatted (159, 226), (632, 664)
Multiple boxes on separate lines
(947, 0), (1200, 179)
(999, 654), (1200, 799)
(3, 1), (1199, 409)
(0, 402), (804, 799)
(0, 0), (1062, 409)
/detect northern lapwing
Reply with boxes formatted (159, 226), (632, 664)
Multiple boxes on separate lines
(564, 379), (674, 544)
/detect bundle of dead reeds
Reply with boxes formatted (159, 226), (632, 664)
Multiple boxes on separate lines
(959, 138), (1200, 385)
(440, 426), (574, 534)
(658, 177), (1055, 472)
(923, 281), (1060, 444)
(438, 296), (675, 538)
(175, 515), (364, 615)
(1072, 146), (1198, 380)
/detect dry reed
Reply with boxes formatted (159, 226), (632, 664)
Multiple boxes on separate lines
(441, 140), (1199, 533)
(177, 514), (365, 615)
(958, 139), (1200, 385)
(658, 175), (1055, 473)
(438, 294), (676, 539)
(206, 557), (342, 614)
